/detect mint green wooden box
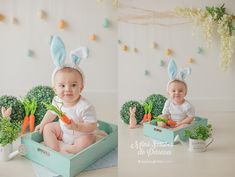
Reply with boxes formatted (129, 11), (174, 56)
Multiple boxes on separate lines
(143, 117), (207, 144)
(21, 120), (117, 177)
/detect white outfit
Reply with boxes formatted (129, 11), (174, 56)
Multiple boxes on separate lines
(50, 96), (97, 145)
(162, 99), (195, 122)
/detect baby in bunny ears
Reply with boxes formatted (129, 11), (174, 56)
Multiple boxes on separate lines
(35, 36), (97, 154)
(159, 59), (195, 128)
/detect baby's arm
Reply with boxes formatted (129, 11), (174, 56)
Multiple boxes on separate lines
(67, 121), (97, 132)
(35, 111), (57, 134)
(161, 114), (170, 120)
(176, 116), (194, 127)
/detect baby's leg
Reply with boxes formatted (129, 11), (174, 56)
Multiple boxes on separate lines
(62, 134), (95, 154)
(43, 122), (63, 152)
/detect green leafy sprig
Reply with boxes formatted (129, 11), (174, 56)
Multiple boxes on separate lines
(0, 117), (21, 146)
(43, 102), (63, 117)
(184, 124), (212, 141)
(206, 4), (235, 36)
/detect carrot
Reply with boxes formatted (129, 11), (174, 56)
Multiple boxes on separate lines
(29, 114), (35, 132)
(43, 102), (71, 125)
(141, 114), (148, 123)
(167, 120), (176, 127)
(141, 102), (149, 123)
(29, 98), (37, 132)
(21, 116), (29, 134)
(21, 98), (31, 134)
(147, 113), (152, 121)
(147, 102), (153, 122)
(61, 114), (71, 124)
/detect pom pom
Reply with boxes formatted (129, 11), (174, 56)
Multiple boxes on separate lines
(197, 47), (203, 54)
(150, 42), (157, 49)
(27, 49), (34, 58)
(11, 17), (18, 24)
(160, 60), (165, 67)
(133, 47), (138, 53)
(165, 48), (172, 56)
(188, 58), (194, 64)
(102, 18), (110, 28)
(89, 34), (97, 41)
(58, 19), (66, 29)
(122, 45), (128, 51)
(0, 14), (5, 21)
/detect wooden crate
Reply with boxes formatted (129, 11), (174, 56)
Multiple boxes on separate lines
(143, 117), (208, 144)
(21, 120), (118, 177)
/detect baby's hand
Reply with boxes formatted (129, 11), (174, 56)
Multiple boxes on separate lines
(35, 124), (44, 134)
(176, 122), (184, 127)
(65, 120), (78, 130)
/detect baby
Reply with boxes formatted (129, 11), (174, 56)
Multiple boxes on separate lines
(161, 79), (195, 128)
(35, 36), (97, 154)
(159, 59), (195, 128)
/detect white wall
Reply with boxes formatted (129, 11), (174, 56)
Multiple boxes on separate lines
(118, 0), (235, 112)
(0, 0), (117, 122)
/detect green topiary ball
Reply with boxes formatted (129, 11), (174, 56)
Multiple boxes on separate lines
(120, 100), (144, 124)
(0, 95), (24, 123)
(26, 85), (55, 126)
(145, 94), (167, 117)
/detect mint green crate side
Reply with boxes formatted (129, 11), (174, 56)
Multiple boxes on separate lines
(21, 120), (118, 177)
(143, 122), (175, 144)
(21, 132), (71, 177)
(69, 121), (118, 177)
(143, 116), (208, 144)
(70, 124), (118, 177)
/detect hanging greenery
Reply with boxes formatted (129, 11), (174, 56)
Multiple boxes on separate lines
(175, 4), (235, 71)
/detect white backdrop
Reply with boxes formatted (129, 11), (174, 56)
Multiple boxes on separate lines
(118, 0), (235, 112)
(0, 0), (118, 122)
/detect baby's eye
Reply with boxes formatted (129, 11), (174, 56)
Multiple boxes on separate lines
(59, 84), (65, 88)
(72, 83), (77, 87)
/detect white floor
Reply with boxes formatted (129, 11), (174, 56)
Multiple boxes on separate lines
(0, 155), (117, 177)
(119, 110), (235, 177)
(1, 111), (234, 177)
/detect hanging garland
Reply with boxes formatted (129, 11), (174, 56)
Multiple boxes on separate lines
(175, 4), (235, 71)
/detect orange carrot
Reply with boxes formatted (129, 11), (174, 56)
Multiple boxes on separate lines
(43, 102), (71, 125)
(29, 114), (35, 132)
(29, 98), (37, 132)
(21, 116), (29, 134)
(141, 114), (148, 123)
(60, 114), (71, 124)
(167, 120), (176, 127)
(147, 113), (152, 121)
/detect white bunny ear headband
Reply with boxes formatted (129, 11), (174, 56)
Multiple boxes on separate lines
(50, 36), (89, 85)
(167, 59), (191, 91)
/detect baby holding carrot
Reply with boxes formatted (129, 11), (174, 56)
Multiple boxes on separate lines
(35, 36), (97, 154)
(159, 59), (195, 128)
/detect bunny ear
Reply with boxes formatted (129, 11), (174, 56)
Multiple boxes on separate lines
(70, 47), (89, 65)
(168, 59), (177, 80)
(50, 36), (66, 67)
(179, 67), (191, 80)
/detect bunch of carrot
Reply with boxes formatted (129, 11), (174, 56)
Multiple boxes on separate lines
(43, 102), (71, 124)
(141, 101), (153, 123)
(152, 116), (177, 128)
(21, 98), (37, 134)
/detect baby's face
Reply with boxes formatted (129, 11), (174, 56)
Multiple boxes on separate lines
(168, 81), (187, 104)
(53, 69), (83, 106)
